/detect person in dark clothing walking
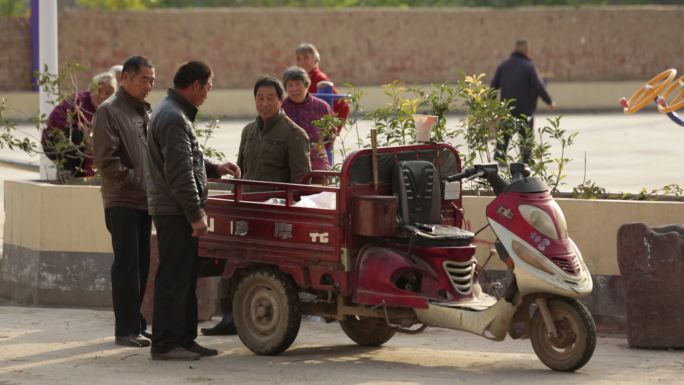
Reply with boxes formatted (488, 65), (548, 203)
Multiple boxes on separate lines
(146, 61), (240, 361)
(491, 40), (556, 164)
(93, 55), (155, 348)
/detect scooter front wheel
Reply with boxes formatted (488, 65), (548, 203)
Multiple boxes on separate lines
(530, 297), (596, 372)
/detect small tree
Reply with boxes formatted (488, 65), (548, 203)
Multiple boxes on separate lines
(1, 63), (97, 183)
(368, 81), (421, 146)
(310, 74), (580, 194)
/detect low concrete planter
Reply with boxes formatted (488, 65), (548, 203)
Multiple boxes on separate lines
(463, 196), (684, 332)
(1, 180), (112, 307)
(3, 179), (684, 331)
(1, 179), (216, 321)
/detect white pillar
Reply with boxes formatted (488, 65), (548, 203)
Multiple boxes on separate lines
(38, 0), (58, 180)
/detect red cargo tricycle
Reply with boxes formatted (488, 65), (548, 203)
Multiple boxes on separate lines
(199, 142), (596, 372)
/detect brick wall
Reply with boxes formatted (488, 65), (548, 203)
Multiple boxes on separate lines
(2, 6), (683, 91)
(0, 17), (33, 90)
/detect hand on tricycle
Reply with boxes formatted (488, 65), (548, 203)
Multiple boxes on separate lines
(191, 216), (208, 237)
(217, 161), (241, 178)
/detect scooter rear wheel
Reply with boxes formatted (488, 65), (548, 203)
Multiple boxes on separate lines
(530, 297), (596, 372)
(339, 316), (396, 347)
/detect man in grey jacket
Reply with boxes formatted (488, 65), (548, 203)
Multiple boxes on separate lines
(146, 61), (240, 361)
(93, 55), (155, 348)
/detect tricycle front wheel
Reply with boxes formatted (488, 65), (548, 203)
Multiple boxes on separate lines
(339, 316), (396, 347)
(233, 269), (301, 355)
(530, 297), (596, 372)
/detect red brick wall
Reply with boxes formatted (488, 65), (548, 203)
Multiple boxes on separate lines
(0, 17), (33, 90)
(3, 6), (683, 91)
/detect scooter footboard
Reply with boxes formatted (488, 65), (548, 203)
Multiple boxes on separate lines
(414, 298), (519, 341)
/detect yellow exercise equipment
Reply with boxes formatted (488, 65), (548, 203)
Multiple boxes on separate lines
(621, 68), (677, 114)
(657, 75), (684, 113)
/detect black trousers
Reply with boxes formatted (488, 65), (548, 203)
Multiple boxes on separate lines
(495, 116), (534, 165)
(151, 215), (198, 353)
(104, 207), (151, 337)
(217, 277), (234, 314)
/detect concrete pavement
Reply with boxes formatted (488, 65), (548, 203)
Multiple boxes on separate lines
(1, 306), (683, 385)
(2, 112), (683, 193)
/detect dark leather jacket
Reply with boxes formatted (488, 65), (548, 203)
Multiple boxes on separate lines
(490, 52), (553, 117)
(92, 87), (151, 210)
(146, 89), (219, 222)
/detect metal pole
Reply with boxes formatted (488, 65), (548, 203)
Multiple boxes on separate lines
(370, 128), (378, 190)
(30, 0), (39, 90)
(38, 0), (58, 180)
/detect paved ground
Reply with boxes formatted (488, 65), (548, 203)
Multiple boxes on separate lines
(0, 306), (683, 385)
(1, 112), (683, 384)
(2, 112), (683, 193)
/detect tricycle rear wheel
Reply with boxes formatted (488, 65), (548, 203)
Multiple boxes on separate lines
(339, 316), (396, 347)
(233, 269), (301, 355)
(530, 297), (596, 372)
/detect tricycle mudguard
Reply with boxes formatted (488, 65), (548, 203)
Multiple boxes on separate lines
(353, 243), (477, 309)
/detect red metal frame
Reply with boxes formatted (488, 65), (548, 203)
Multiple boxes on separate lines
(199, 143), (469, 306)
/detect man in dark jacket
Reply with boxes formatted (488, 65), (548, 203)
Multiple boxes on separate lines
(491, 40), (556, 164)
(93, 55), (155, 348)
(146, 61), (240, 361)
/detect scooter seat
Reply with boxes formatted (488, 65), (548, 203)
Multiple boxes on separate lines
(404, 223), (474, 246)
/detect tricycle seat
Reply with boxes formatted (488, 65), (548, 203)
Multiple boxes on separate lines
(393, 160), (474, 246)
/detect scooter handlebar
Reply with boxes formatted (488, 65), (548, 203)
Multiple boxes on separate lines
(447, 167), (484, 182)
(447, 164), (509, 195)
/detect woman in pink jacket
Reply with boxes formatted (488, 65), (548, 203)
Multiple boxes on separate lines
(281, 66), (333, 171)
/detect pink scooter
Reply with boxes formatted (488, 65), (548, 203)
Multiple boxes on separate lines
(429, 162), (597, 371)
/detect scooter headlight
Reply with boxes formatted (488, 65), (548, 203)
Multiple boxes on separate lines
(511, 240), (555, 275)
(518, 204), (558, 240)
(549, 200), (568, 239)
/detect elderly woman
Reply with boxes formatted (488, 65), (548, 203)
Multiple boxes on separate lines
(41, 71), (116, 177)
(295, 43), (350, 164)
(281, 66), (333, 171)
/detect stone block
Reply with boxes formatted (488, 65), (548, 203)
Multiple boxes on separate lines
(617, 223), (684, 348)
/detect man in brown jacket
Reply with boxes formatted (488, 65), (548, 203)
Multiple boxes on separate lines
(201, 75), (310, 336)
(93, 55), (155, 348)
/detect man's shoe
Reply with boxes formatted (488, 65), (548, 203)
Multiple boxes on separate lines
(141, 329), (153, 339)
(185, 341), (219, 357)
(200, 322), (237, 336)
(151, 347), (200, 361)
(115, 334), (150, 347)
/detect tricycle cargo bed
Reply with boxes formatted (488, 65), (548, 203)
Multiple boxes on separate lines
(199, 143), (465, 294)
(201, 182), (342, 265)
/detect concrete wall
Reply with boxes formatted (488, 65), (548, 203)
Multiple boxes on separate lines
(1, 180), (112, 306)
(463, 196), (684, 275)
(463, 196), (684, 331)
(0, 17), (32, 91)
(1, 6), (683, 91)
(0, 80), (651, 120)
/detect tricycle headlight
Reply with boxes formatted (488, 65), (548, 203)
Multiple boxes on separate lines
(518, 204), (558, 240)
